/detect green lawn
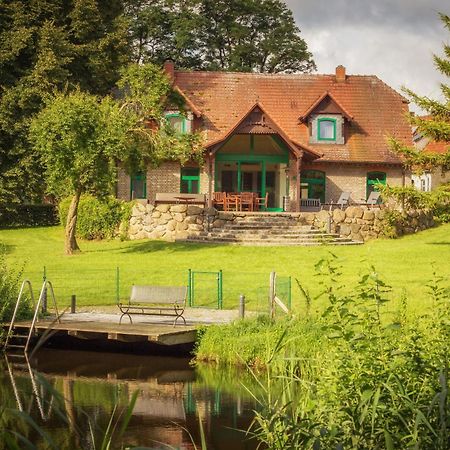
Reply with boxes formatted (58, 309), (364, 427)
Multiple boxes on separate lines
(0, 224), (449, 312)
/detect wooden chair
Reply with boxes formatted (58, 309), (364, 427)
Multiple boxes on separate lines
(240, 192), (254, 211)
(212, 192), (226, 210)
(224, 194), (240, 211)
(255, 192), (269, 211)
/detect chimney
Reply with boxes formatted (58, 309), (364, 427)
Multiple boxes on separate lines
(163, 59), (175, 82)
(335, 65), (346, 83)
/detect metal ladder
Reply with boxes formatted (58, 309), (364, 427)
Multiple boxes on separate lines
(4, 279), (61, 354)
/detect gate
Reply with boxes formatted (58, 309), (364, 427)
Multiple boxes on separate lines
(188, 269), (223, 309)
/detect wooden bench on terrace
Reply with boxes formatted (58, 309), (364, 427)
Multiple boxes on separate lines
(118, 285), (188, 326)
(154, 193), (206, 205)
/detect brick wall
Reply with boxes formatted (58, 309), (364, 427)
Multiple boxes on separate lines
(117, 166), (130, 201)
(302, 163), (408, 203)
(147, 161), (181, 204)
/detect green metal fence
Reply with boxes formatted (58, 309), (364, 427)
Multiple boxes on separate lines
(24, 267), (291, 313)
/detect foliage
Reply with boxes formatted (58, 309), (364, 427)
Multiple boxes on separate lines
(196, 255), (450, 449)
(0, 204), (58, 228)
(389, 13), (450, 173)
(58, 195), (132, 240)
(126, 0), (315, 73)
(116, 63), (205, 167)
(0, 0), (130, 210)
(379, 183), (450, 223)
(0, 254), (31, 326)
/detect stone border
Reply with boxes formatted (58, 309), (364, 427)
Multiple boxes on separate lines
(128, 203), (435, 242)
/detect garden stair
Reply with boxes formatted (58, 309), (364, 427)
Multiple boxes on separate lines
(181, 214), (363, 246)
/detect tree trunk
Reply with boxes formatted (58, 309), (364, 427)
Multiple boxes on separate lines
(65, 189), (82, 255)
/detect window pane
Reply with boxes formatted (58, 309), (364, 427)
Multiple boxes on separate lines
(168, 116), (184, 133)
(181, 168), (199, 177)
(191, 180), (199, 193)
(180, 180), (189, 193)
(319, 120), (335, 139)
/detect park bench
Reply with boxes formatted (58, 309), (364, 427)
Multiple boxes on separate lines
(118, 285), (188, 326)
(154, 193), (206, 205)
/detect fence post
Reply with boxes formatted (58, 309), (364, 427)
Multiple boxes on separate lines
(239, 294), (245, 319)
(116, 267), (120, 304)
(42, 266), (47, 314)
(188, 269), (192, 306)
(71, 295), (76, 314)
(269, 271), (276, 319)
(218, 270), (223, 310)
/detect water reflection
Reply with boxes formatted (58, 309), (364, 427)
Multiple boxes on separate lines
(0, 349), (259, 450)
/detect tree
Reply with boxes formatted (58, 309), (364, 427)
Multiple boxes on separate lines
(30, 64), (203, 255)
(0, 0), (130, 210)
(126, 0), (315, 73)
(389, 13), (450, 174)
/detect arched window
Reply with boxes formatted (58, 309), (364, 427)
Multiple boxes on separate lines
(317, 118), (337, 141)
(366, 172), (386, 197)
(300, 170), (326, 203)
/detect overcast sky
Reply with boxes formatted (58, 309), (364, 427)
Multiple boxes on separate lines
(285, 0), (449, 111)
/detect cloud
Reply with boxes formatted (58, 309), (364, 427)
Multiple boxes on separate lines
(285, 0), (449, 109)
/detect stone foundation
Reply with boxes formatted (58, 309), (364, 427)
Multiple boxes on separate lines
(128, 203), (435, 242)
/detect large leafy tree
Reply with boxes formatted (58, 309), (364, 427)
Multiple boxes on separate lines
(0, 0), (130, 209)
(127, 0), (315, 73)
(30, 64), (203, 255)
(390, 13), (450, 174)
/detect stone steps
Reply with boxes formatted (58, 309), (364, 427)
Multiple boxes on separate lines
(182, 236), (362, 246)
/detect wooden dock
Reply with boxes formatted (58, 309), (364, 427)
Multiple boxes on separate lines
(4, 316), (198, 347)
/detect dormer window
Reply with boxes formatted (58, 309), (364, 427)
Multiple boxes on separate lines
(317, 118), (337, 141)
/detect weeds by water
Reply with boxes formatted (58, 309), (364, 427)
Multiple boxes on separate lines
(195, 254), (450, 449)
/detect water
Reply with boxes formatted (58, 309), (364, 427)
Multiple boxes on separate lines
(0, 349), (260, 450)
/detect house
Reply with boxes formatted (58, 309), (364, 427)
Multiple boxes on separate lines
(411, 117), (450, 191)
(117, 62), (412, 211)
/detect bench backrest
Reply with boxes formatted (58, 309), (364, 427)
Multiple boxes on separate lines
(130, 285), (187, 305)
(155, 193), (206, 204)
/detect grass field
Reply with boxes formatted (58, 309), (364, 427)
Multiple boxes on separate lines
(0, 224), (449, 311)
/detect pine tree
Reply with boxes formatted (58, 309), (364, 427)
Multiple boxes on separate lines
(390, 13), (450, 173)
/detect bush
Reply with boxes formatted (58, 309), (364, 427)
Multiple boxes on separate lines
(0, 204), (58, 228)
(0, 255), (32, 325)
(58, 195), (132, 240)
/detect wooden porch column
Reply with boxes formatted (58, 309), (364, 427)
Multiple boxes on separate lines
(208, 152), (214, 207)
(296, 156), (302, 212)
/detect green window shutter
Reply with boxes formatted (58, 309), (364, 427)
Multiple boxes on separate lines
(300, 170), (326, 203)
(317, 118), (337, 141)
(181, 167), (200, 193)
(130, 172), (147, 200)
(366, 172), (386, 197)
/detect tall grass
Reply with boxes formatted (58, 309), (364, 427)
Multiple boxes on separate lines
(195, 254), (450, 449)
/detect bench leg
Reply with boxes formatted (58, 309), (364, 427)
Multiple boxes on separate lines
(119, 313), (133, 324)
(173, 314), (186, 327)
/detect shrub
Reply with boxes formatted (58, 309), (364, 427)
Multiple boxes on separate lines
(0, 254), (31, 325)
(0, 204), (58, 228)
(59, 195), (132, 240)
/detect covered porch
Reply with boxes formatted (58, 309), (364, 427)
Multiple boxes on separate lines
(205, 104), (321, 212)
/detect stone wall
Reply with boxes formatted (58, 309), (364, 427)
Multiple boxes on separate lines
(128, 203), (435, 242)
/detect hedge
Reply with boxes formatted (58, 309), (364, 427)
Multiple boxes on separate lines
(0, 204), (58, 228)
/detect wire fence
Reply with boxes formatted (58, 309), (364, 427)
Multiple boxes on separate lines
(19, 266), (292, 313)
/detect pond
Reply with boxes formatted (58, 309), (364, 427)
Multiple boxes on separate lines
(0, 349), (260, 450)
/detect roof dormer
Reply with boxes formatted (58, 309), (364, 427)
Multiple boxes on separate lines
(300, 91), (353, 145)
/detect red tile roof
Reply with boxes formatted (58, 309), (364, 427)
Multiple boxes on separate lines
(174, 70), (412, 164)
(424, 140), (449, 155)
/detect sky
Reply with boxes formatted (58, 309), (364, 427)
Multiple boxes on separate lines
(285, 0), (449, 111)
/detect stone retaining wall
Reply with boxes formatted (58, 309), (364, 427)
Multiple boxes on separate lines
(128, 203), (435, 242)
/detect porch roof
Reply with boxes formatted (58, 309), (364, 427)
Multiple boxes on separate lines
(205, 102), (322, 162)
